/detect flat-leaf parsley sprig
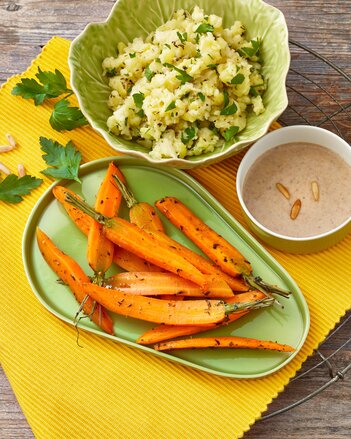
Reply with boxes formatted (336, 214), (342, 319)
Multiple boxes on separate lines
(0, 174), (43, 204)
(12, 67), (88, 132)
(40, 137), (82, 183)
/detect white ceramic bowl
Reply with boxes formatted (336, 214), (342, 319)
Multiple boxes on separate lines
(236, 125), (351, 253)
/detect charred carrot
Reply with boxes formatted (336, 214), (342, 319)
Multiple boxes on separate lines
(64, 190), (208, 289)
(137, 291), (265, 345)
(53, 186), (160, 274)
(81, 283), (273, 326)
(87, 162), (123, 280)
(112, 173), (164, 233)
(111, 177), (248, 291)
(155, 197), (252, 277)
(105, 272), (234, 298)
(36, 228), (114, 335)
(154, 337), (295, 352)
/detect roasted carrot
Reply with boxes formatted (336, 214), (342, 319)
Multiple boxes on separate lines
(53, 186), (93, 235)
(105, 272), (234, 298)
(36, 228), (114, 335)
(87, 162), (123, 279)
(112, 173), (164, 233)
(64, 190), (208, 289)
(80, 283), (272, 326)
(113, 247), (161, 272)
(111, 177), (248, 291)
(154, 337), (295, 352)
(158, 295), (185, 301)
(136, 291), (265, 345)
(155, 197), (252, 277)
(53, 185), (160, 273)
(146, 230), (249, 292)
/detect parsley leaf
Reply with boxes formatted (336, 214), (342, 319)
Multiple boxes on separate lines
(223, 90), (229, 108)
(40, 137), (82, 183)
(164, 63), (193, 84)
(220, 102), (238, 116)
(177, 31), (188, 43)
(49, 99), (88, 132)
(136, 109), (145, 117)
(165, 101), (176, 112)
(11, 67), (70, 106)
(181, 126), (196, 144)
(0, 174), (43, 204)
(207, 64), (218, 70)
(239, 39), (260, 58)
(230, 73), (245, 85)
(196, 23), (214, 33)
(249, 86), (259, 97)
(224, 126), (239, 142)
(129, 52), (136, 58)
(198, 92), (205, 102)
(144, 65), (155, 82)
(105, 68), (117, 78)
(132, 92), (145, 108)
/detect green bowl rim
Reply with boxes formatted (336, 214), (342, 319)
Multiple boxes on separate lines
(68, 0), (290, 167)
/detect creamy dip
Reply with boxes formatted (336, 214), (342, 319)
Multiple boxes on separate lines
(243, 142), (351, 237)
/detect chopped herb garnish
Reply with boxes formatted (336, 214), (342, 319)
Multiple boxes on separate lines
(132, 92), (145, 108)
(136, 109), (145, 117)
(164, 63), (193, 83)
(144, 65), (155, 82)
(127, 85), (133, 93)
(239, 39), (260, 58)
(196, 23), (214, 33)
(220, 102), (238, 116)
(207, 64), (218, 70)
(105, 68), (117, 78)
(177, 31), (187, 43)
(195, 49), (201, 58)
(165, 101), (176, 112)
(181, 126), (196, 144)
(129, 52), (136, 58)
(223, 90), (229, 108)
(249, 86), (259, 97)
(230, 73), (245, 85)
(155, 58), (161, 63)
(165, 43), (171, 49)
(209, 122), (220, 136)
(224, 126), (239, 142)
(198, 92), (205, 102)
(195, 34), (200, 44)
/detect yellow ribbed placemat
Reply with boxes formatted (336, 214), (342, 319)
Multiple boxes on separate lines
(1, 37), (350, 439)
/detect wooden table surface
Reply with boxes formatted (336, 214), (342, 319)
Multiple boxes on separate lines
(1, 1), (350, 437)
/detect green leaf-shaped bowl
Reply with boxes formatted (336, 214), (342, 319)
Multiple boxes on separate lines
(69, 0), (290, 169)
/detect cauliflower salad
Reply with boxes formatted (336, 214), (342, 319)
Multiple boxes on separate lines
(103, 6), (266, 159)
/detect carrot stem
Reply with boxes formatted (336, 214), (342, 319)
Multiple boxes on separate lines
(112, 173), (138, 208)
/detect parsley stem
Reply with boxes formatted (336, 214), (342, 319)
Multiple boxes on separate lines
(65, 192), (112, 226)
(61, 90), (74, 100)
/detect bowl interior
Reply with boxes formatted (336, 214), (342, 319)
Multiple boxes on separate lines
(237, 125), (351, 242)
(69, 0), (289, 166)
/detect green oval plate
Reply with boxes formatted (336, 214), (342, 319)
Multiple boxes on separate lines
(23, 157), (309, 379)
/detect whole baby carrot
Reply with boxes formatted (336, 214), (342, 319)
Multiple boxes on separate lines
(87, 162), (123, 281)
(36, 228), (114, 335)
